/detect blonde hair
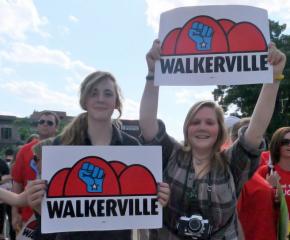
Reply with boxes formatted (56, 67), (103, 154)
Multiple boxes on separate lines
(61, 71), (123, 145)
(182, 101), (228, 167)
(59, 112), (88, 145)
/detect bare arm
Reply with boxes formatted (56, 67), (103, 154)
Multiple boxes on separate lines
(245, 43), (286, 148)
(139, 40), (161, 141)
(0, 188), (27, 207)
(12, 181), (24, 230)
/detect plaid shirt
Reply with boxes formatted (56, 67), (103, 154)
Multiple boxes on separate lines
(145, 121), (262, 240)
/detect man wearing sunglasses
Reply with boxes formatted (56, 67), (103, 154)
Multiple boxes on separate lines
(11, 111), (59, 235)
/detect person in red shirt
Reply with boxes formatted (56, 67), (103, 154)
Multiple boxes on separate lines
(11, 111), (59, 232)
(258, 127), (290, 229)
(237, 172), (278, 240)
(260, 150), (271, 166)
(231, 118), (278, 240)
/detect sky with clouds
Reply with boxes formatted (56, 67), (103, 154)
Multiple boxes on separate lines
(0, 0), (289, 140)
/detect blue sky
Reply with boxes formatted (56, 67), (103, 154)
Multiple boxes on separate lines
(1, 0), (289, 140)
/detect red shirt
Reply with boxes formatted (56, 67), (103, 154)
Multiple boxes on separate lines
(259, 164), (290, 218)
(237, 173), (278, 240)
(259, 151), (270, 167)
(12, 139), (39, 222)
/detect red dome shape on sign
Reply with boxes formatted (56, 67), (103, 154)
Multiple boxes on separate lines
(161, 28), (181, 55)
(47, 168), (69, 197)
(160, 16), (267, 55)
(218, 19), (235, 33)
(228, 22), (267, 52)
(110, 161), (127, 176)
(64, 156), (120, 196)
(26, 220), (38, 230)
(47, 156), (158, 197)
(175, 16), (229, 54)
(119, 165), (157, 195)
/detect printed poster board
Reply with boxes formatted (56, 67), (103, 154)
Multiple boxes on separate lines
(16, 215), (37, 240)
(155, 5), (272, 86)
(41, 146), (162, 233)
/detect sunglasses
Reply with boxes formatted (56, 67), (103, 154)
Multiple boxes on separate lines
(38, 119), (54, 126)
(281, 139), (290, 146)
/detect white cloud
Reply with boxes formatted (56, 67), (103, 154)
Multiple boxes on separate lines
(65, 77), (80, 93)
(0, 110), (24, 117)
(69, 15), (79, 23)
(1, 42), (95, 77)
(1, 79), (140, 119)
(0, 0), (49, 39)
(0, 36), (6, 45)
(0, 67), (15, 75)
(145, 0), (177, 33)
(58, 25), (70, 35)
(175, 87), (214, 105)
(121, 98), (140, 120)
(145, 0), (290, 33)
(0, 80), (80, 113)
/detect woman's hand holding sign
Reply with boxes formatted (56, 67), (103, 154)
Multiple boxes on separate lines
(268, 42), (286, 80)
(26, 179), (47, 214)
(157, 182), (170, 207)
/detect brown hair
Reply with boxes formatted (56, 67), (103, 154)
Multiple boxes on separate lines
(182, 101), (227, 168)
(270, 127), (290, 165)
(60, 71), (123, 145)
(39, 110), (60, 127)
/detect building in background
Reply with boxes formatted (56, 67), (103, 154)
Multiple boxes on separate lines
(0, 111), (73, 149)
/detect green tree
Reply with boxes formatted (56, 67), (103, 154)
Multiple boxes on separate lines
(13, 118), (36, 142)
(213, 20), (290, 138)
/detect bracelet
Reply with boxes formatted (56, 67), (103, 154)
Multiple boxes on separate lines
(275, 74), (285, 81)
(146, 75), (154, 81)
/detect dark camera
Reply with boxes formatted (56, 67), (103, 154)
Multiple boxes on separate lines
(177, 214), (212, 239)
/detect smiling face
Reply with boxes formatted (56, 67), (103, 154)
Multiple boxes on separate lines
(187, 106), (219, 152)
(183, 101), (227, 155)
(80, 71), (123, 119)
(85, 78), (117, 122)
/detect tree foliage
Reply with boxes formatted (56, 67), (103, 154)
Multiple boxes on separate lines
(13, 118), (35, 142)
(213, 20), (290, 138)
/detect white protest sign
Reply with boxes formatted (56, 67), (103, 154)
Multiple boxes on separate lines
(16, 215), (37, 240)
(155, 5), (272, 86)
(41, 146), (162, 233)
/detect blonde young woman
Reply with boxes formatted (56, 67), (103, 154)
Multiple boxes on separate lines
(139, 40), (286, 240)
(26, 71), (170, 240)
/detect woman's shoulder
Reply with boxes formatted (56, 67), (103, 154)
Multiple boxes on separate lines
(51, 135), (62, 145)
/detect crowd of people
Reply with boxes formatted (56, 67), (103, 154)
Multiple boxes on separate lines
(0, 38), (288, 240)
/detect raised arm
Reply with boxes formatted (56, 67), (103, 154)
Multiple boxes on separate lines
(245, 43), (286, 148)
(139, 40), (161, 141)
